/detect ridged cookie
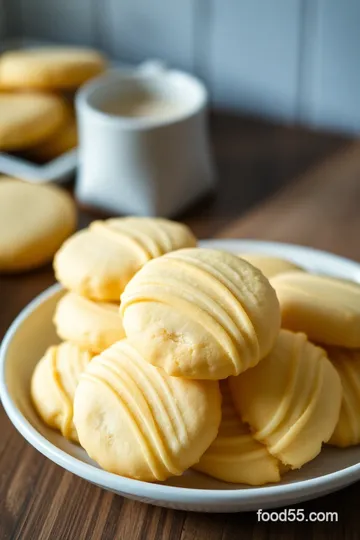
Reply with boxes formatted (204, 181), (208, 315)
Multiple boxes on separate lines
(238, 254), (303, 279)
(271, 272), (360, 347)
(54, 217), (197, 301)
(229, 330), (342, 469)
(121, 248), (280, 379)
(31, 342), (93, 442)
(326, 347), (360, 447)
(0, 93), (67, 151)
(0, 178), (76, 272)
(0, 47), (106, 90)
(54, 292), (125, 354)
(194, 381), (282, 485)
(73, 339), (221, 481)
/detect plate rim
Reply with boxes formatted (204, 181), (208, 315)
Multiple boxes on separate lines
(2, 239), (360, 507)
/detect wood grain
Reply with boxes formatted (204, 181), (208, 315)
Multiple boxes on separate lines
(0, 114), (353, 539)
(219, 138), (360, 259)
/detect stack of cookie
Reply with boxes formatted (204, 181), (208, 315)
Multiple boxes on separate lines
(31, 216), (197, 445)
(0, 46), (106, 161)
(30, 222), (360, 486)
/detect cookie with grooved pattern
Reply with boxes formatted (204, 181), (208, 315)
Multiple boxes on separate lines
(271, 272), (360, 347)
(194, 381), (282, 485)
(326, 347), (360, 448)
(238, 254), (303, 279)
(229, 330), (342, 469)
(31, 342), (93, 442)
(54, 217), (197, 301)
(73, 339), (221, 481)
(120, 248), (280, 379)
(54, 292), (125, 354)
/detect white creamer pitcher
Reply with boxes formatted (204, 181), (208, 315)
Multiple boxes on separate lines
(75, 62), (215, 217)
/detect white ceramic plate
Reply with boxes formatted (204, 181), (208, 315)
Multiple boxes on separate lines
(2, 239), (360, 513)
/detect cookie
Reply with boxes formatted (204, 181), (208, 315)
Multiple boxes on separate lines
(194, 381), (282, 485)
(0, 47), (106, 90)
(120, 248), (280, 379)
(229, 330), (342, 469)
(54, 217), (197, 301)
(271, 272), (360, 347)
(0, 178), (76, 272)
(326, 347), (360, 447)
(31, 342), (93, 442)
(73, 339), (221, 481)
(26, 117), (77, 162)
(54, 292), (125, 354)
(0, 92), (67, 151)
(238, 254), (303, 279)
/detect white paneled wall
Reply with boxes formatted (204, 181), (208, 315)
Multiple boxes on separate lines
(1, 0), (359, 133)
(13, 0), (97, 45)
(208, 0), (302, 121)
(100, 0), (196, 71)
(301, 0), (360, 134)
(0, 1), (5, 37)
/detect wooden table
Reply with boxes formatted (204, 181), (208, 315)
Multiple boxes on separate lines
(2, 113), (360, 539)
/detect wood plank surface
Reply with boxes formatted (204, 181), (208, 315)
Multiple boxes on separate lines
(0, 113), (355, 539)
(219, 138), (360, 259)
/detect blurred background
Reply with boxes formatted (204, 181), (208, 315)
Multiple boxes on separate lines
(1, 0), (359, 134)
(2, 5), (360, 537)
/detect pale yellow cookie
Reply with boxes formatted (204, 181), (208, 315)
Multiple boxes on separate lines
(271, 272), (360, 347)
(0, 92), (67, 151)
(120, 248), (280, 379)
(194, 381), (282, 485)
(73, 339), (221, 482)
(26, 118), (77, 162)
(325, 347), (360, 447)
(31, 342), (93, 442)
(54, 217), (197, 301)
(54, 292), (125, 354)
(0, 178), (76, 272)
(229, 330), (342, 469)
(0, 47), (106, 90)
(238, 254), (303, 279)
